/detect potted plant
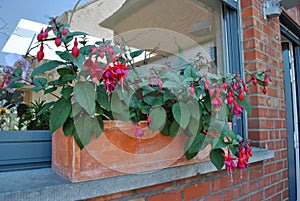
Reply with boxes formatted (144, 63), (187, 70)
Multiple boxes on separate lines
(0, 90), (51, 171)
(0, 17), (270, 182)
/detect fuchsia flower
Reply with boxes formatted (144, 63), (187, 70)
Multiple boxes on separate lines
(223, 151), (236, 182)
(134, 123), (144, 138)
(224, 141), (253, 181)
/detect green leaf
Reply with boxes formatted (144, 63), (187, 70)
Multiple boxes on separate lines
(59, 74), (76, 83)
(61, 87), (73, 99)
(44, 87), (57, 95)
(142, 86), (155, 96)
(63, 118), (75, 137)
(73, 115), (93, 149)
(80, 45), (94, 55)
(9, 77), (20, 83)
(144, 96), (164, 106)
(184, 66), (200, 80)
(33, 77), (47, 88)
(72, 53), (85, 71)
(169, 121), (182, 137)
(31, 60), (64, 77)
(96, 86), (111, 110)
(130, 50), (144, 58)
(13, 69), (22, 77)
(213, 136), (229, 149)
(32, 86), (43, 93)
(93, 116), (103, 138)
(8, 82), (27, 88)
(187, 117), (202, 136)
(209, 148), (225, 170)
(70, 31), (87, 37)
(49, 98), (72, 132)
(237, 96), (252, 115)
(37, 101), (54, 116)
(71, 102), (83, 118)
(57, 68), (73, 76)
(172, 103), (190, 129)
(74, 81), (96, 115)
(185, 133), (206, 154)
(149, 107), (166, 132)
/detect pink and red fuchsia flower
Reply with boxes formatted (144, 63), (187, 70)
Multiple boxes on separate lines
(223, 140), (253, 182)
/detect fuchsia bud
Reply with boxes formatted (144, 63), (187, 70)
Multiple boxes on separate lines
(71, 38), (80, 59)
(223, 80), (228, 89)
(147, 114), (151, 125)
(55, 35), (62, 47)
(99, 51), (105, 58)
(263, 86), (267, 94)
(238, 89), (244, 101)
(37, 29), (44, 42)
(204, 83), (208, 90)
(227, 96), (233, 105)
(90, 46), (97, 54)
(111, 54), (116, 62)
(190, 84), (195, 95)
(209, 86), (214, 97)
(62, 27), (68, 36)
(108, 47), (114, 55)
(37, 44), (44, 62)
(253, 76), (258, 86)
(43, 29), (48, 39)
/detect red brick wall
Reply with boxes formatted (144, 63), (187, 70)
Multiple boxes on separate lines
(85, 161), (288, 201)
(85, 1), (300, 201)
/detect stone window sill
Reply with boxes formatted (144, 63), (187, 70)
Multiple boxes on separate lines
(0, 147), (274, 201)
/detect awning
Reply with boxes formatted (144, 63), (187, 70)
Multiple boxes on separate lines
(281, 0), (300, 10)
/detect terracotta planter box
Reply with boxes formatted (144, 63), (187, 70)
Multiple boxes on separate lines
(52, 121), (211, 182)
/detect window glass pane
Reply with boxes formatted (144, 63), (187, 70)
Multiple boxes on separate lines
(99, 0), (225, 73)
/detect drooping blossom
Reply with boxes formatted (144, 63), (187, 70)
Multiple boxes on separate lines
(222, 151), (237, 182)
(134, 123), (144, 138)
(236, 143), (252, 178)
(232, 100), (243, 115)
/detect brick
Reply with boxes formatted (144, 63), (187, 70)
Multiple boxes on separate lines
(148, 190), (182, 201)
(275, 161), (283, 171)
(232, 170), (249, 186)
(258, 176), (271, 189)
(184, 182), (210, 201)
(224, 187), (241, 200)
(248, 130), (269, 141)
(249, 166), (263, 180)
(269, 193), (281, 201)
(271, 172), (282, 183)
(85, 191), (132, 201)
(282, 189), (289, 200)
(264, 185), (276, 198)
(275, 181), (284, 192)
(239, 181), (258, 196)
(250, 191), (263, 201)
(136, 182), (172, 193)
(202, 193), (222, 201)
(212, 176), (231, 192)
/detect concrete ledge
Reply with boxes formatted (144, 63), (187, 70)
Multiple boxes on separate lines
(0, 147), (274, 201)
